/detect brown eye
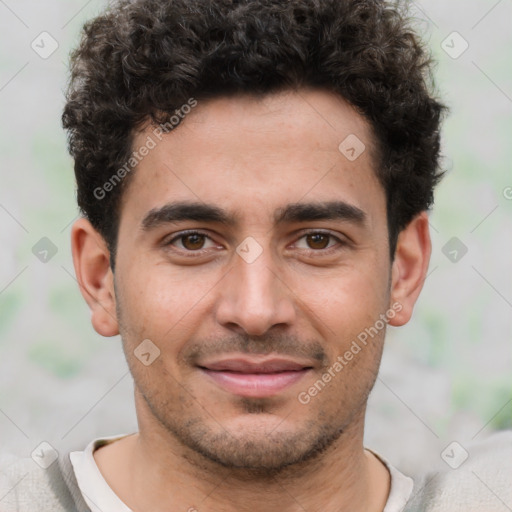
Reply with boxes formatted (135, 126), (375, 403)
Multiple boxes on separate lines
(165, 230), (220, 255)
(306, 233), (331, 250)
(294, 231), (345, 254)
(181, 233), (206, 250)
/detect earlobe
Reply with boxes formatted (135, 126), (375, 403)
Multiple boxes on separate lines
(71, 217), (119, 337)
(388, 212), (432, 327)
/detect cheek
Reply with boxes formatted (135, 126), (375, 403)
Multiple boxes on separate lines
(292, 266), (389, 344)
(118, 265), (219, 350)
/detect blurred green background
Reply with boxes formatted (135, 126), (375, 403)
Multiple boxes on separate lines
(0, 0), (510, 477)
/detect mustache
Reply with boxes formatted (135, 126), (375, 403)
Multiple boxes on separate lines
(181, 332), (328, 367)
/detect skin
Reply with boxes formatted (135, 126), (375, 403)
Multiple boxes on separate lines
(71, 88), (431, 512)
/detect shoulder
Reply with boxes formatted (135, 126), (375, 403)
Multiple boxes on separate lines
(404, 430), (512, 512)
(0, 452), (36, 511)
(0, 449), (84, 512)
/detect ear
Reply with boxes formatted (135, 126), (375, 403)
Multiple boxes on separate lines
(388, 211), (431, 327)
(71, 217), (119, 337)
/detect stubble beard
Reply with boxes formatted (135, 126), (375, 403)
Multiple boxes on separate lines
(115, 280), (382, 477)
(135, 376), (373, 478)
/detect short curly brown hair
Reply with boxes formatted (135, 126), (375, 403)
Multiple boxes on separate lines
(62, 0), (446, 269)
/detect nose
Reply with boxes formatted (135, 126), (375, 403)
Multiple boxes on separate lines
(214, 243), (296, 336)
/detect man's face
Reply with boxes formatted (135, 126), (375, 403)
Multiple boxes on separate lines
(113, 89), (394, 471)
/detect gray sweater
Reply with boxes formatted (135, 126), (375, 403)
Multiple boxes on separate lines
(0, 449), (91, 511)
(1, 431), (511, 511)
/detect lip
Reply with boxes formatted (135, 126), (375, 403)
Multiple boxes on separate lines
(198, 356), (313, 398)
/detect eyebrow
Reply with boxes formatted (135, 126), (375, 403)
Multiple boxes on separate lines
(140, 200), (366, 231)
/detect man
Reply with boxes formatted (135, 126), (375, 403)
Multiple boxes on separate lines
(1, 0), (510, 511)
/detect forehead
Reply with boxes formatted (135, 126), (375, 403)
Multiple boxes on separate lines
(119, 88), (385, 229)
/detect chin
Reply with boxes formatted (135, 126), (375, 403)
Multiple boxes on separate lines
(174, 414), (345, 474)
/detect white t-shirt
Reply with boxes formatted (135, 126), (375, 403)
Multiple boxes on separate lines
(70, 433), (414, 512)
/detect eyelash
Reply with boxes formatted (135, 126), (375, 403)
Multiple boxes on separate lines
(164, 229), (347, 257)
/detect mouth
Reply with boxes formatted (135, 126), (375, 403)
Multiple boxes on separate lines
(198, 357), (314, 398)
